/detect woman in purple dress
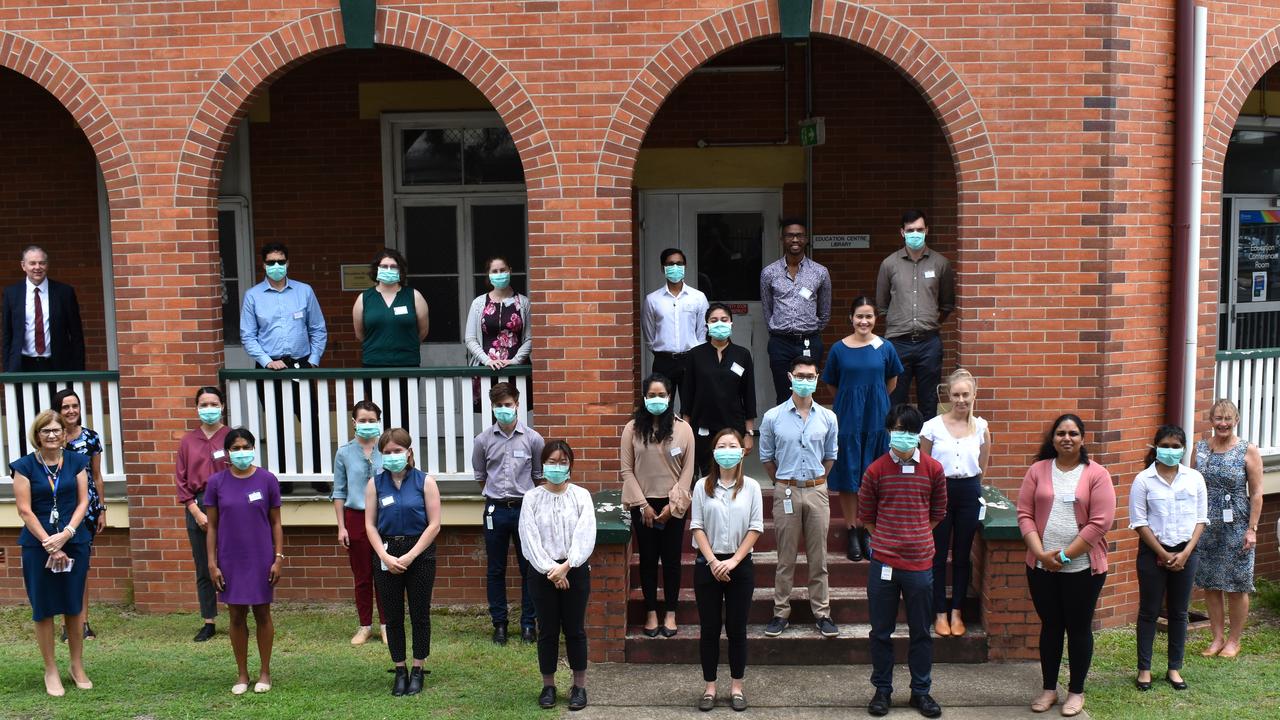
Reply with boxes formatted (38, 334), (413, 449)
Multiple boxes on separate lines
(205, 428), (284, 695)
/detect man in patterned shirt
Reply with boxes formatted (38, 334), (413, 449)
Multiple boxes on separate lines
(759, 219), (832, 404)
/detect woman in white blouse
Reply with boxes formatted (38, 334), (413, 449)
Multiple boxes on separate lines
(690, 428), (763, 713)
(519, 440), (596, 712)
(1129, 425), (1207, 692)
(919, 369), (990, 638)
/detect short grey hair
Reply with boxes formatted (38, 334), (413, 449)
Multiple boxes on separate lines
(21, 245), (47, 261)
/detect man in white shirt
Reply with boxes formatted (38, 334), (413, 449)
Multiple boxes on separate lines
(641, 248), (708, 408)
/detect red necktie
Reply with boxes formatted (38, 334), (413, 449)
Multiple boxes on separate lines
(34, 287), (46, 355)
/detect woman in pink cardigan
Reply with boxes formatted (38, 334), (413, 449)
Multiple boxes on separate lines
(1016, 414), (1116, 718)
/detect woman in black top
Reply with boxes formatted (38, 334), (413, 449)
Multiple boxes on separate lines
(681, 303), (757, 477)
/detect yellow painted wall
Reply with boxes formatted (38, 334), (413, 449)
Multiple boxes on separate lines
(358, 81), (494, 119)
(634, 146), (805, 189)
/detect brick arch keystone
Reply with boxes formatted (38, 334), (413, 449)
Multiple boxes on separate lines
(0, 31), (140, 209)
(596, 0), (996, 194)
(175, 8), (556, 205)
(1205, 24), (1280, 186)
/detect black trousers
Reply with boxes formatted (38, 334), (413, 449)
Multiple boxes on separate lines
(373, 538), (436, 663)
(651, 351), (688, 412)
(184, 492), (217, 620)
(1136, 542), (1199, 672)
(888, 333), (943, 421)
(932, 475), (982, 612)
(528, 564), (590, 676)
(695, 554), (754, 682)
(1026, 567), (1106, 694)
(631, 498), (687, 615)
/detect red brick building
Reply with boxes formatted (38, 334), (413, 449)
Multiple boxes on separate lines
(1, 1), (1278, 663)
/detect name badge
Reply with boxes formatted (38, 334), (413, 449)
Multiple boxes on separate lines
(902, 465), (915, 474)
(802, 349), (811, 357)
(248, 491), (263, 503)
(697, 428), (710, 437)
(880, 564), (893, 581)
(783, 498), (794, 515)
(799, 287), (813, 300)
(486, 515), (494, 530)
(513, 449), (528, 459)
(1223, 507), (1234, 523)
(924, 270), (936, 279)
(393, 305), (409, 316)
(380, 542), (389, 572)
(670, 446), (683, 457)
(1058, 494), (1075, 504)
(212, 450), (225, 459)
(293, 310), (304, 320)
(978, 496), (987, 521)
(730, 362), (745, 376)
(379, 495), (395, 507)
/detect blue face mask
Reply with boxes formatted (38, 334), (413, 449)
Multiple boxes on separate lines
(382, 452), (408, 473)
(790, 377), (817, 398)
(228, 450), (255, 471)
(489, 272), (511, 289)
(493, 406), (518, 426)
(354, 422), (381, 439)
(1155, 447), (1185, 467)
(663, 264), (686, 283)
(707, 321), (732, 341)
(198, 407), (222, 425)
(644, 396), (670, 415)
(904, 230), (927, 251)
(889, 430), (920, 453)
(544, 464), (570, 484)
(713, 448), (743, 469)
(376, 267), (400, 285)
(265, 263), (287, 282)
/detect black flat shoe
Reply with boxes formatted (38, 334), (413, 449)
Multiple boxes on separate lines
(492, 624), (509, 646)
(698, 694), (715, 712)
(660, 626), (678, 638)
(1135, 677), (1152, 691)
(847, 528), (863, 562)
(193, 624), (216, 642)
(568, 685), (588, 711)
(868, 689), (891, 716)
(521, 626), (537, 644)
(731, 693), (747, 712)
(1165, 673), (1188, 690)
(406, 667), (424, 696)
(909, 693), (942, 718)
(539, 685), (557, 709)
(642, 626), (660, 638)
(391, 667), (408, 697)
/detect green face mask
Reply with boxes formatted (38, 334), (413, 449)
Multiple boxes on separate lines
(229, 450), (255, 471)
(644, 396), (670, 415)
(493, 406), (518, 425)
(376, 267), (400, 285)
(265, 263), (287, 282)
(382, 452), (408, 473)
(198, 407), (222, 425)
(544, 464), (570, 484)
(354, 422), (381, 439)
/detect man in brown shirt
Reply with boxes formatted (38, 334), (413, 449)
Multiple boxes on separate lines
(875, 210), (955, 421)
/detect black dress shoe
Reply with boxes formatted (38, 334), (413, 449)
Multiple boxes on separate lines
(1165, 672), (1188, 690)
(391, 667), (409, 697)
(193, 624), (216, 642)
(847, 528), (863, 562)
(642, 626), (660, 638)
(492, 624), (509, 646)
(568, 685), (588, 711)
(1135, 677), (1152, 691)
(406, 666), (424, 695)
(909, 693), (942, 718)
(539, 685), (557, 709)
(522, 626), (537, 644)
(868, 689), (892, 716)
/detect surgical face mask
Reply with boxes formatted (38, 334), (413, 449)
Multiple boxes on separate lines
(354, 422), (381, 439)
(376, 267), (401, 285)
(713, 448), (743, 469)
(707, 321), (733, 341)
(904, 230), (927, 251)
(544, 464), (570, 484)
(790, 377), (817, 398)
(663, 264), (686, 283)
(1155, 447), (1185, 467)
(228, 450), (255, 470)
(198, 407), (222, 425)
(382, 452), (408, 473)
(489, 272), (511, 289)
(889, 430), (921, 453)
(493, 406), (518, 425)
(265, 263), (287, 282)
(644, 396), (670, 415)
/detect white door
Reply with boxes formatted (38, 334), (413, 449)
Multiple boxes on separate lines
(639, 191), (781, 414)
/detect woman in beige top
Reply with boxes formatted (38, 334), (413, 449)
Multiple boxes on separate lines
(622, 373), (696, 637)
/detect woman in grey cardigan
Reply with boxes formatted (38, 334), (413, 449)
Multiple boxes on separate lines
(465, 256), (532, 370)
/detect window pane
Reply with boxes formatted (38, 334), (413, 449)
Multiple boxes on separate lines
(415, 276), (461, 343)
(695, 212), (764, 302)
(462, 128), (524, 184)
(402, 129), (463, 185)
(1225, 127), (1280, 194)
(218, 210), (241, 343)
(404, 205), (459, 270)
(471, 203), (527, 274)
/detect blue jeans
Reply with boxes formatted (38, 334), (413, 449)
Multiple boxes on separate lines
(932, 475), (982, 612)
(888, 333), (942, 420)
(767, 333), (824, 405)
(484, 503), (535, 629)
(868, 560), (934, 696)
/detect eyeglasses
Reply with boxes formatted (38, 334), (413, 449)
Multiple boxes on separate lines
(38, 428), (64, 437)
(791, 374), (819, 381)
(782, 232), (807, 240)
(265, 261), (287, 267)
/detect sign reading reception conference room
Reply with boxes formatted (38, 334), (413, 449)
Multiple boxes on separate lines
(811, 234), (870, 250)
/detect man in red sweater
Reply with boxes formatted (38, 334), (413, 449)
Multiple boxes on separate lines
(858, 404), (947, 718)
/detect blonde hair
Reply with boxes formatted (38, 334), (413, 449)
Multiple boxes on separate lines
(1208, 398), (1239, 423)
(946, 368), (978, 435)
(28, 409), (68, 448)
(703, 428), (745, 499)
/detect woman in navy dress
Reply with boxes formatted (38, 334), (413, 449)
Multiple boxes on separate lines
(11, 409), (93, 696)
(820, 296), (902, 562)
(205, 428), (284, 695)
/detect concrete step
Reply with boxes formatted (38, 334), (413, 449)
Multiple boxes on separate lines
(625, 622), (988, 664)
(629, 551), (872, 589)
(626, 586), (980, 626)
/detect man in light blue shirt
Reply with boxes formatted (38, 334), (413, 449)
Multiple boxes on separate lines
(758, 355), (839, 639)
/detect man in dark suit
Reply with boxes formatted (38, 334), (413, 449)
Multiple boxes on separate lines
(3, 245), (86, 372)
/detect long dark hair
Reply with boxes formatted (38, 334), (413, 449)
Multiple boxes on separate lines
(1144, 424), (1187, 468)
(1035, 413), (1090, 464)
(633, 373), (675, 445)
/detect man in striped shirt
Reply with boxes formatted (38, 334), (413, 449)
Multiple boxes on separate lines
(858, 404), (947, 718)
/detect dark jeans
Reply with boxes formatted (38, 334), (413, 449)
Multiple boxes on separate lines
(695, 554), (754, 682)
(631, 498), (688, 615)
(767, 333), (823, 405)
(932, 475), (982, 613)
(1137, 542), (1199, 672)
(184, 493), (217, 620)
(888, 334), (942, 420)
(867, 560), (934, 696)
(651, 351), (688, 413)
(373, 538), (436, 663)
(1027, 567), (1106, 694)
(528, 564), (590, 676)
(483, 502), (535, 629)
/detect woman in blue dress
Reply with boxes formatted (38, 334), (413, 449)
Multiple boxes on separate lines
(11, 409), (93, 696)
(820, 296), (902, 562)
(53, 387), (105, 641)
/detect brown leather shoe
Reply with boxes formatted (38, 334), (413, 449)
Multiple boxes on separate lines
(934, 614), (952, 637)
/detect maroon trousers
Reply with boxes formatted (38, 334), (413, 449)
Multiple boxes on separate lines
(345, 507), (385, 626)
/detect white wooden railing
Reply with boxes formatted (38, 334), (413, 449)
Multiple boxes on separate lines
(220, 366), (533, 488)
(1214, 349), (1280, 455)
(0, 372), (126, 487)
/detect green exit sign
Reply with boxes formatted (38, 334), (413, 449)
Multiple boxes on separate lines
(800, 117), (825, 147)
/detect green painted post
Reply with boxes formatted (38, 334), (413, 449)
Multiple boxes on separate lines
(340, 0), (376, 49)
(779, 0), (812, 40)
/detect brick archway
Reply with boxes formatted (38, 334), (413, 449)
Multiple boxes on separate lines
(0, 31), (140, 209)
(175, 7), (556, 205)
(596, 0), (996, 194)
(1205, 25), (1280, 182)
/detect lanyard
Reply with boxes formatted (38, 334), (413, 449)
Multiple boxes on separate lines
(43, 455), (63, 527)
